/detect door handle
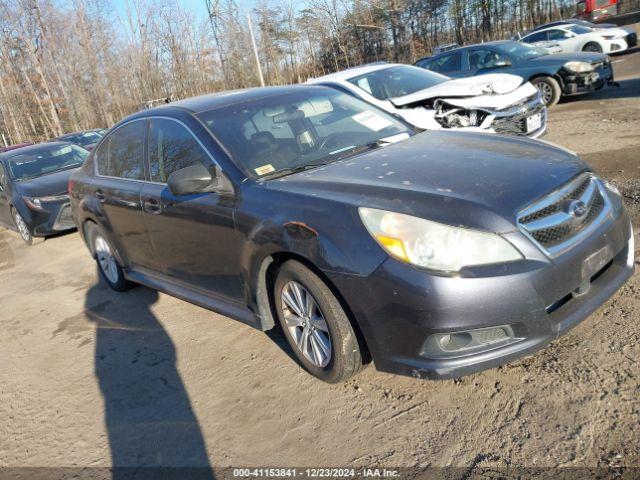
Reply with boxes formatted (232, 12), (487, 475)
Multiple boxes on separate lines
(94, 190), (106, 202)
(143, 198), (162, 215)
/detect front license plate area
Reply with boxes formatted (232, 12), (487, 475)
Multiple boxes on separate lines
(577, 245), (613, 294)
(526, 113), (542, 133)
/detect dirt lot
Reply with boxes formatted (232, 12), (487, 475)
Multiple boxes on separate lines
(1, 30), (640, 476)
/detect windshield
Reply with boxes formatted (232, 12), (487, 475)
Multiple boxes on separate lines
(566, 25), (593, 35)
(7, 144), (88, 181)
(347, 66), (449, 100)
(198, 89), (412, 179)
(62, 131), (102, 147)
(497, 42), (549, 60)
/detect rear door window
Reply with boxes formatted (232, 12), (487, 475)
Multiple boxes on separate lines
(148, 118), (214, 183)
(95, 121), (144, 180)
(428, 52), (462, 74)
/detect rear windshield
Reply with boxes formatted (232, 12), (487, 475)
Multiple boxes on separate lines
(60, 131), (103, 147)
(198, 89), (411, 179)
(347, 66), (449, 100)
(7, 144), (88, 181)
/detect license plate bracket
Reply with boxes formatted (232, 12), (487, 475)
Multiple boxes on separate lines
(526, 113), (542, 133)
(577, 245), (613, 295)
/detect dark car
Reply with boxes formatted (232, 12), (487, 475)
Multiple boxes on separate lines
(0, 142), (87, 244)
(414, 40), (614, 106)
(70, 86), (633, 382)
(54, 130), (105, 151)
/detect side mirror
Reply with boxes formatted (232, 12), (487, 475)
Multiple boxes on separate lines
(493, 59), (512, 68)
(167, 164), (215, 196)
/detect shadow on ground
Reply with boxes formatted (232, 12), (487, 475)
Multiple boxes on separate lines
(85, 273), (215, 479)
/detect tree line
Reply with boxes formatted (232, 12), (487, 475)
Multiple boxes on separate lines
(0, 0), (575, 145)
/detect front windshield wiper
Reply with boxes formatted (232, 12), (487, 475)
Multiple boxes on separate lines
(260, 137), (404, 181)
(260, 162), (331, 180)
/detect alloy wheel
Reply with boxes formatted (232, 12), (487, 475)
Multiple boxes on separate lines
(13, 211), (31, 243)
(281, 280), (332, 367)
(536, 83), (553, 105)
(94, 235), (119, 284)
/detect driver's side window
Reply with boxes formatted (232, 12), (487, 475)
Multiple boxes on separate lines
(548, 29), (572, 40)
(468, 49), (508, 71)
(148, 118), (215, 184)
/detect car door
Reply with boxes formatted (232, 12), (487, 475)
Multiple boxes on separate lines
(0, 162), (12, 227)
(140, 116), (244, 303)
(547, 28), (577, 52)
(92, 119), (155, 269)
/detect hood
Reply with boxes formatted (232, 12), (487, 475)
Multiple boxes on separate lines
(267, 131), (588, 233)
(528, 51), (607, 65)
(14, 167), (78, 197)
(391, 74), (525, 107)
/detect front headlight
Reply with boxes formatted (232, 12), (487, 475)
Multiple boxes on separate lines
(23, 196), (43, 211)
(359, 208), (522, 272)
(23, 194), (68, 211)
(563, 61), (594, 73)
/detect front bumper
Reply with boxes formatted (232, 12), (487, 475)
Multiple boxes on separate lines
(562, 59), (614, 95)
(329, 195), (633, 380)
(22, 200), (76, 237)
(488, 94), (547, 138)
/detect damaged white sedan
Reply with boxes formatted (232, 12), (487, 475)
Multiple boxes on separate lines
(307, 63), (547, 138)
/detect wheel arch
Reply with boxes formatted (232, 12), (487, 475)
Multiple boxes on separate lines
(529, 72), (565, 90)
(254, 251), (372, 363)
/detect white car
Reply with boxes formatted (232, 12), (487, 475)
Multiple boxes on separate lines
(307, 63), (547, 138)
(521, 24), (630, 54)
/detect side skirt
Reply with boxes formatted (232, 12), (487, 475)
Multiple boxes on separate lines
(125, 266), (260, 329)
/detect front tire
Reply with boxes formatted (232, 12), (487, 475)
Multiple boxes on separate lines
(531, 76), (561, 106)
(88, 224), (133, 292)
(273, 260), (363, 383)
(582, 42), (602, 53)
(11, 208), (41, 245)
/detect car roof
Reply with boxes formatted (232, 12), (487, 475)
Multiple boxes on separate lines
(160, 85), (337, 113)
(0, 141), (72, 160)
(420, 40), (518, 61)
(309, 63), (406, 83)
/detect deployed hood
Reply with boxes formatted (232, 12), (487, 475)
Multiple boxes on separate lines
(391, 74), (526, 107)
(268, 131), (587, 233)
(13, 167), (78, 197)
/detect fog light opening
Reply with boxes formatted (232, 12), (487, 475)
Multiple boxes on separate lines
(422, 325), (516, 359)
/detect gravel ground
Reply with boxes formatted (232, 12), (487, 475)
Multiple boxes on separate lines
(1, 28), (639, 477)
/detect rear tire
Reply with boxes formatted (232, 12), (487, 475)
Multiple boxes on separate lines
(273, 260), (363, 383)
(582, 42), (602, 53)
(11, 207), (42, 245)
(87, 223), (133, 292)
(531, 76), (561, 106)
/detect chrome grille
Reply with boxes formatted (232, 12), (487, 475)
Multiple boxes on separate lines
(517, 173), (611, 256)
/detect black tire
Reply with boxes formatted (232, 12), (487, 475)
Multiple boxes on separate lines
(273, 260), (363, 383)
(531, 76), (562, 107)
(86, 223), (133, 292)
(11, 207), (43, 246)
(582, 42), (602, 53)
